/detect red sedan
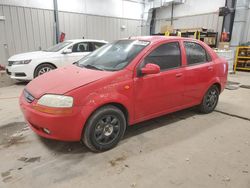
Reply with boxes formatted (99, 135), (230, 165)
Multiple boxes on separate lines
(20, 36), (228, 152)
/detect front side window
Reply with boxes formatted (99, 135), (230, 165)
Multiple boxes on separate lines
(72, 42), (90, 52)
(184, 42), (211, 65)
(44, 42), (72, 52)
(77, 40), (149, 71)
(144, 42), (181, 71)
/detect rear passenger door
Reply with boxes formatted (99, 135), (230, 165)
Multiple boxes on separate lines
(134, 41), (185, 120)
(183, 41), (215, 105)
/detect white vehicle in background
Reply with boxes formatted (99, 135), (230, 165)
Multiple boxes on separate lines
(6, 39), (108, 81)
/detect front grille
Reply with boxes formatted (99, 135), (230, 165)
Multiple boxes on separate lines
(24, 89), (35, 103)
(8, 61), (15, 66)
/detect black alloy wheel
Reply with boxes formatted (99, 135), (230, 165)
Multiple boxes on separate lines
(82, 105), (126, 152)
(199, 85), (219, 114)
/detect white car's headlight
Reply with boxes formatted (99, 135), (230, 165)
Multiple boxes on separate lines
(13, 60), (32, 65)
(37, 94), (73, 108)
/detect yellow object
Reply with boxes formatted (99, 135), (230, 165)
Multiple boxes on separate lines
(165, 31), (170, 36)
(194, 31), (197, 39)
(160, 25), (173, 33)
(234, 46), (250, 72)
(197, 31), (200, 40)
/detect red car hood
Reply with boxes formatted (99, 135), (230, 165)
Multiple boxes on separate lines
(26, 65), (113, 98)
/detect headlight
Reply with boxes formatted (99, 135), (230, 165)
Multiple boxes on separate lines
(37, 94), (73, 108)
(13, 60), (32, 65)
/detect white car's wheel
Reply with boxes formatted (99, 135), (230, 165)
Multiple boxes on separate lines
(34, 64), (56, 78)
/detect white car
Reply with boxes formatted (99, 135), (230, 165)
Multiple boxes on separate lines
(6, 39), (108, 80)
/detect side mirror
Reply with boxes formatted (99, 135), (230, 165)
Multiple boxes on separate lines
(62, 48), (72, 54)
(141, 63), (160, 75)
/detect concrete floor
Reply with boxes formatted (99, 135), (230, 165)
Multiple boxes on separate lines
(0, 71), (250, 188)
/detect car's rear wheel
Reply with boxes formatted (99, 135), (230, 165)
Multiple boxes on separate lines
(199, 85), (219, 114)
(82, 105), (126, 152)
(34, 64), (56, 78)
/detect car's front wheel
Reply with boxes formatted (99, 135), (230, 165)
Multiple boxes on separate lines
(34, 63), (56, 78)
(82, 105), (126, 152)
(199, 85), (219, 114)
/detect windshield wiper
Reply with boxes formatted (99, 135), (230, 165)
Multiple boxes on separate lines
(83, 64), (104, 71)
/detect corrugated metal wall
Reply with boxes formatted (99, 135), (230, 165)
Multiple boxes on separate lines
(155, 12), (221, 33)
(58, 12), (142, 41)
(0, 5), (55, 65)
(0, 5), (142, 66)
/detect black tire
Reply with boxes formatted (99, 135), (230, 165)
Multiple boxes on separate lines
(199, 85), (219, 114)
(34, 64), (56, 78)
(82, 105), (126, 152)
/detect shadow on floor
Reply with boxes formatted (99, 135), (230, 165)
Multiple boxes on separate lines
(15, 81), (29, 86)
(0, 71), (29, 88)
(38, 107), (205, 154)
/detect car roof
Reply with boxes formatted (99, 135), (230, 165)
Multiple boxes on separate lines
(65, 39), (108, 43)
(128, 36), (197, 43)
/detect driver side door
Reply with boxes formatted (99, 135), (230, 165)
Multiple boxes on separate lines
(133, 41), (185, 122)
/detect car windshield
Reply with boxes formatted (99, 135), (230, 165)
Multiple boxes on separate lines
(77, 40), (150, 71)
(44, 42), (72, 52)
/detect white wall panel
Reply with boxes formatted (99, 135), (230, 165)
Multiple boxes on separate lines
(79, 14), (87, 39)
(30, 8), (42, 50)
(123, 0), (143, 19)
(85, 0), (123, 18)
(45, 10), (54, 47)
(156, 0), (225, 19)
(62, 12), (71, 39)
(0, 0), (54, 10)
(24, 8), (35, 50)
(37, 9), (47, 49)
(58, 11), (65, 34)
(0, 5), (7, 65)
(10, 6), (22, 53)
(2, 5), (15, 54)
(0, 0), (144, 20)
(58, 0), (85, 14)
(244, 9), (250, 42)
(17, 7), (28, 52)
(69, 13), (77, 39)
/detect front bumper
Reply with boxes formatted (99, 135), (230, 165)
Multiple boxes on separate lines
(6, 65), (33, 80)
(19, 92), (85, 141)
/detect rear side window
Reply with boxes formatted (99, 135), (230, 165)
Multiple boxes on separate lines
(145, 42), (181, 71)
(184, 42), (211, 65)
(72, 42), (90, 52)
(93, 42), (106, 50)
